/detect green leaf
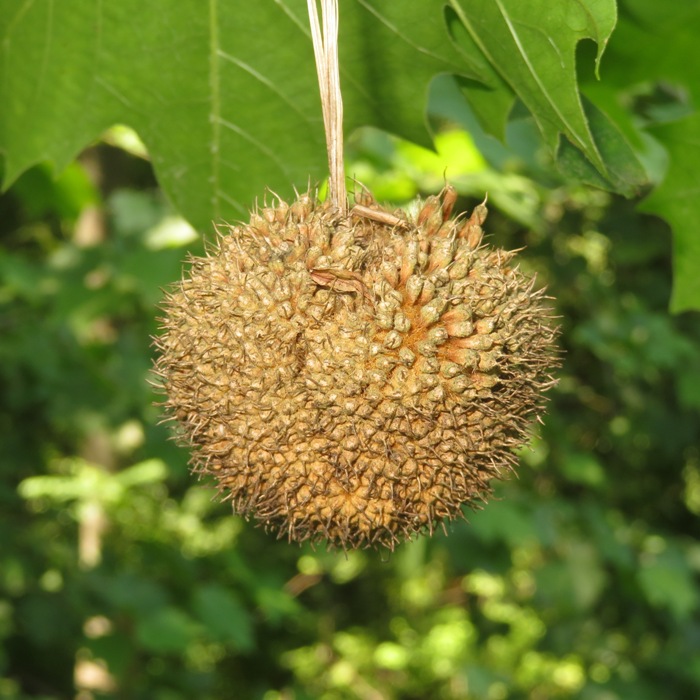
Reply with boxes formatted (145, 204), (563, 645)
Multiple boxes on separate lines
(17, 593), (74, 647)
(116, 459), (168, 488)
(639, 114), (700, 312)
(575, 1), (700, 311)
(598, 1), (700, 97)
(638, 547), (699, 622)
(443, 11), (514, 139)
(469, 499), (538, 548)
(560, 451), (606, 489)
(0, 1), (464, 231)
(557, 96), (646, 196)
(192, 584), (254, 652)
(564, 541), (606, 610)
(7, 162), (98, 220)
(136, 607), (198, 654)
(447, 0), (617, 177)
(96, 573), (168, 615)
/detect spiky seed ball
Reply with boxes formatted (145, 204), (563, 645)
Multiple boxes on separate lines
(154, 187), (559, 549)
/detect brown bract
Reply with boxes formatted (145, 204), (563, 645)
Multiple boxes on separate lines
(154, 187), (559, 549)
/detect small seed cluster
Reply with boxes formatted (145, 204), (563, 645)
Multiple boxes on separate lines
(155, 187), (558, 549)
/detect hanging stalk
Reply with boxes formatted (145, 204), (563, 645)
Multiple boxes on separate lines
(307, 0), (346, 212)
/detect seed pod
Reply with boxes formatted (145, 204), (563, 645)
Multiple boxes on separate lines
(155, 188), (559, 550)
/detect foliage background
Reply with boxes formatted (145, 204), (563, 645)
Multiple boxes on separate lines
(1, 1), (700, 699)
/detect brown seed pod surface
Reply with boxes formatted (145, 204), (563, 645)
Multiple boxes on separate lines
(154, 187), (559, 549)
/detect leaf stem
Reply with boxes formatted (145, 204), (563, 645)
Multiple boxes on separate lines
(307, 0), (346, 212)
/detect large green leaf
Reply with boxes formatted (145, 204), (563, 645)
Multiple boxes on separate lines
(0, 1), (464, 231)
(599, 0), (700, 96)
(584, 1), (700, 311)
(640, 115), (700, 313)
(446, 0), (700, 310)
(446, 0), (618, 176)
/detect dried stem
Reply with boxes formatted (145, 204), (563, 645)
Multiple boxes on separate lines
(307, 0), (346, 212)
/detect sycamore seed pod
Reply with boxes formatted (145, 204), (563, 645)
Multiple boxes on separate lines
(154, 186), (559, 550)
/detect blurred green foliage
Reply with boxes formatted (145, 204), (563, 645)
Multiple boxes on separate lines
(2, 118), (700, 700)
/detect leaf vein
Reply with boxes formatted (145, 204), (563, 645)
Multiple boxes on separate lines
(217, 50), (313, 125)
(492, 0), (588, 151)
(216, 117), (289, 176)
